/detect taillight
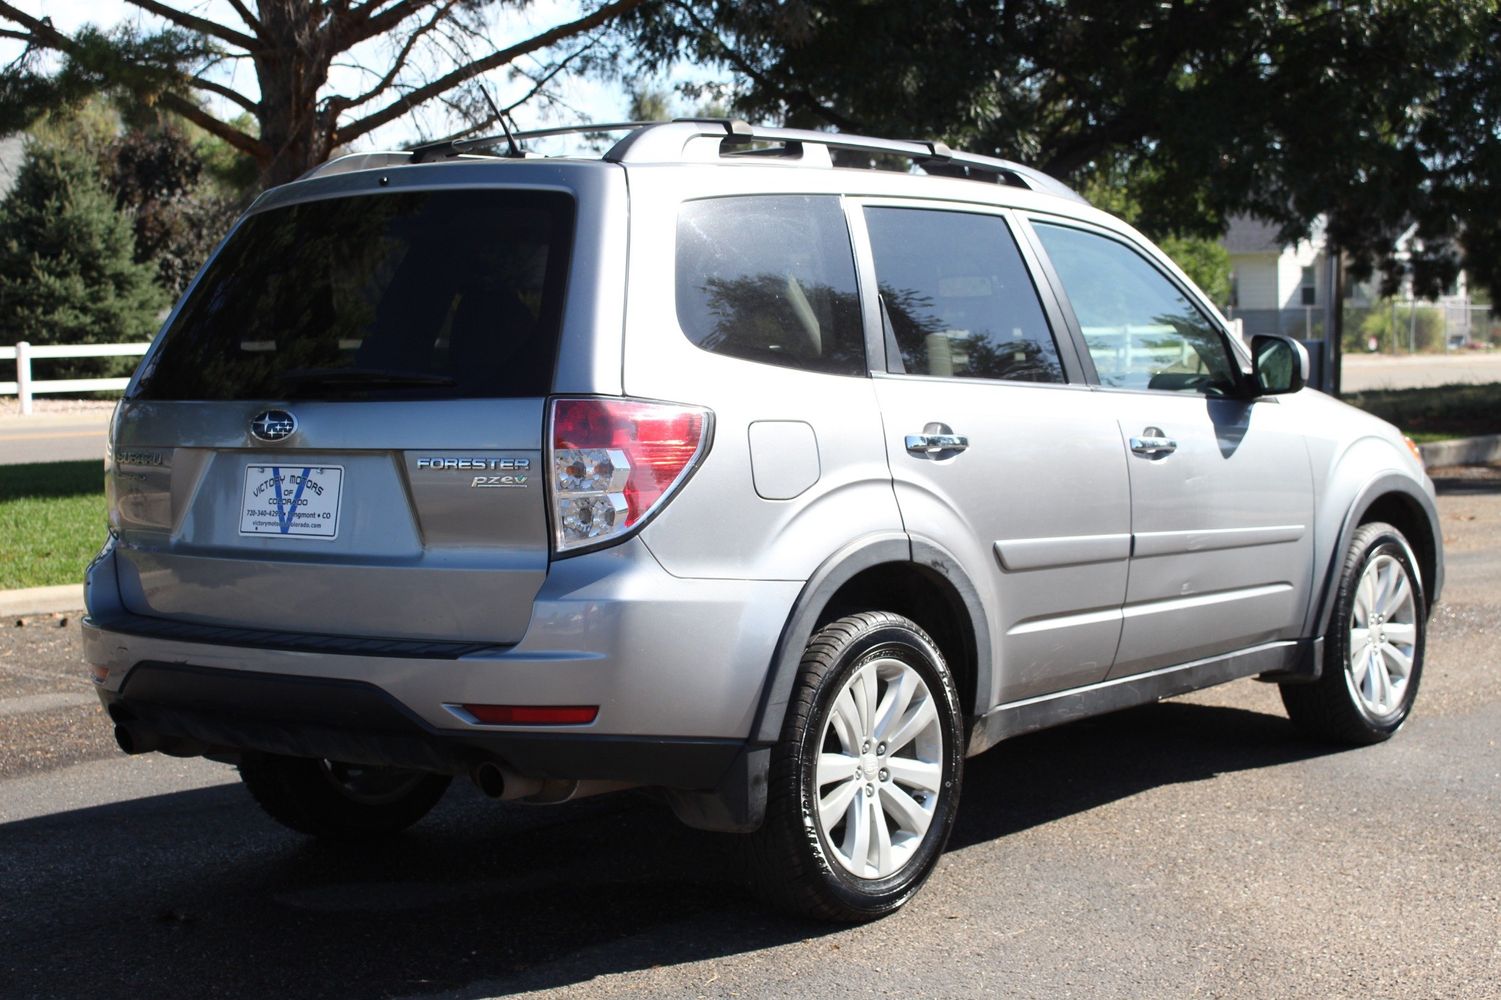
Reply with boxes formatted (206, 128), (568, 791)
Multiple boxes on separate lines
(549, 397), (710, 553)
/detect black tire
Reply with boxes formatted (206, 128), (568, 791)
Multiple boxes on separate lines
(747, 612), (965, 922)
(1281, 521), (1427, 745)
(238, 753), (451, 840)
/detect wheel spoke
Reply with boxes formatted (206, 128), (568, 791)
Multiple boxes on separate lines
(885, 756), (942, 792)
(1380, 640), (1413, 681)
(1349, 644), (1372, 689)
(819, 776), (860, 832)
(818, 752), (861, 784)
(879, 782), (932, 837)
(1349, 626), (1371, 650)
(831, 688), (862, 751)
(852, 662), (879, 737)
(869, 795), (893, 874)
(844, 788), (872, 873)
(885, 696), (938, 756)
(1369, 648), (1391, 709)
(873, 670), (918, 744)
(1385, 572), (1413, 618)
(1374, 561), (1397, 611)
(1355, 569), (1377, 621)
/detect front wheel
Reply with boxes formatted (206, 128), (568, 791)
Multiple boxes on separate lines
(747, 612), (964, 922)
(1281, 521), (1426, 745)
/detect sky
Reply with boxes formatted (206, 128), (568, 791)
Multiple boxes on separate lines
(1, 1), (720, 154)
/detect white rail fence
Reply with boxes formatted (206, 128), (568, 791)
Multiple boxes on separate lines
(1, 341), (150, 415)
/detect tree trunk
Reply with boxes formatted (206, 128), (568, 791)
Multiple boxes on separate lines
(253, 1), (337, 187)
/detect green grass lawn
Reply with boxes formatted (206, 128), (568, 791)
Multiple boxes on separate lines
(1343, 382), (1501, 441)
(0, 460), (107, 590)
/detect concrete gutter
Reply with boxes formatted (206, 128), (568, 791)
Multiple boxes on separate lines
(0, 584), (85, 617)
(1420, 434), (1501, 468)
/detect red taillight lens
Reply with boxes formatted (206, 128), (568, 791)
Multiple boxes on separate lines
(549, 398), (709, 552)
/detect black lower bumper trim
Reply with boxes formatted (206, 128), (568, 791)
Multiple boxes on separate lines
(106, 662), (744, 791)
(86, 611), (502, 659)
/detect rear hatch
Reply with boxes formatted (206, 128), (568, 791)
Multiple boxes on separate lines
(107, 183), (576, 644)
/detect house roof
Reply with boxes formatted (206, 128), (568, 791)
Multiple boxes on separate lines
(1222, 215), (1286, 254)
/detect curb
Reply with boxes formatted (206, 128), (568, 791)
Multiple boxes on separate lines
(1420, 434), (1501, 468)
(0, 584), (85, 618)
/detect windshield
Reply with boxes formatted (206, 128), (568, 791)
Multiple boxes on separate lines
(133, 188), (575, 400)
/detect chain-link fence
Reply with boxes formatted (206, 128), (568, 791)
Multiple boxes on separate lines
(1224, 303), (1499, 354)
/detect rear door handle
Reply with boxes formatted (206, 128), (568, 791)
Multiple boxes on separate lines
(905, 433), (969, 455)
(1129, 426), (1177, 457)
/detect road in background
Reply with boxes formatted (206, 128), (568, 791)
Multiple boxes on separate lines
(1, 474), (1497, 999)
(1342, 351), (1501, 392)
(0, 407), (111, 465)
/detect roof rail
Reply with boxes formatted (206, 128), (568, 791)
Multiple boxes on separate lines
(303, 119), (1085, 204)
(605, 119), (1087, 204)
(407, 121), (653, 164)
(297, 150), (416, 181)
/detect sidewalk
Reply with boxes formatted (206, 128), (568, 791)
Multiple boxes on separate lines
(1, 583), (85, 617)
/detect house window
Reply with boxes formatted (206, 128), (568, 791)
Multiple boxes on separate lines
(1300, 265), (1317, 306)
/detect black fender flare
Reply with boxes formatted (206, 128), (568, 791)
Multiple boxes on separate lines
(1311, 472), (1443, 642)
(748, 532), (994, 745)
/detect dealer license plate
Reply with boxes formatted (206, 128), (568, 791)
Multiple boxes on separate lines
(240, 465), (344, 538)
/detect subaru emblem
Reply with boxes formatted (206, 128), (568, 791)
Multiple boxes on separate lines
(250, 409), (297, 442)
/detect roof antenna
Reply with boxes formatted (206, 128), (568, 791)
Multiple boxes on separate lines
(479, 85), (523, 158)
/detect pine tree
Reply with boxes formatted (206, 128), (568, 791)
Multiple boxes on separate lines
(0, 139), (167, 375)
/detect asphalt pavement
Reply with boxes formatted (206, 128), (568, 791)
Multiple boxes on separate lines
(1, 471), (1498, 999)
(0, 406), (112, 464)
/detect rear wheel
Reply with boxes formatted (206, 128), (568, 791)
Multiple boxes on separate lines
(238, 753), (451, 840)
(1281, 521), (1426, 745)
(747, 612), (964, 922)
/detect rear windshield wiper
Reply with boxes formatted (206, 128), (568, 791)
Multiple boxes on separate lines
(277, 367), (458, 392)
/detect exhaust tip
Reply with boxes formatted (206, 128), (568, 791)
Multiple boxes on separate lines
(472, 761), (507, 798)
(114, 723), (159, 756)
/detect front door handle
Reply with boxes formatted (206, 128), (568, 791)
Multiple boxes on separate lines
(1130, 426), (1177, 457)
(905, 433), (969, 455)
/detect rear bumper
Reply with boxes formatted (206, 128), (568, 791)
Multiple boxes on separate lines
(82, 536), (797, 827)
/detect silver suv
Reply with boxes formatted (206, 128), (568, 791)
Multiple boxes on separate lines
(84, 120), (1443, 921)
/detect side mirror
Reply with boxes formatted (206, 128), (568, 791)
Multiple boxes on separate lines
(1251, 334), (1308, 395)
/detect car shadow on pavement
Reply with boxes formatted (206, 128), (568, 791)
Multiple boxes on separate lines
(0, 700), (1340, 999)
(949, 700), (1341, 851)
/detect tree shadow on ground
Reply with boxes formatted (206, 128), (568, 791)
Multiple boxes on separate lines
(0, 459), (104, 501)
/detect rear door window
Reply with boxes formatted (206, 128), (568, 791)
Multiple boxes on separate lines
(133, 189), (574, 400)
(864, 206), (1063, 383)
(676, 195), (865, 376)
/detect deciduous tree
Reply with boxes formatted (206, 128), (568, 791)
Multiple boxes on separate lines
(630, 0), (1501, 297)
(1, 0), (650, 188)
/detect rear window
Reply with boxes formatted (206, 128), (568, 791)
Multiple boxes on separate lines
(676, 195), (866, 376)
(133, 189), (574, 400)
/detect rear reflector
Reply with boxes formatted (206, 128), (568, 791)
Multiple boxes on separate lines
(550, 397), (710, 553)
(462, 704), (599, 726)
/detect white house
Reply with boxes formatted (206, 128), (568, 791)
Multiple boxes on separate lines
(1221, 214), (1473, 344)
